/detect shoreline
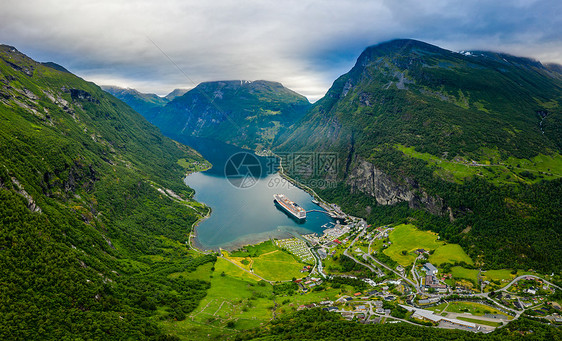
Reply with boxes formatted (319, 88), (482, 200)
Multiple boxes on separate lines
(185, 151), (337, 254)
(184, 165), (214, 254)
(269, 151), (332, 208)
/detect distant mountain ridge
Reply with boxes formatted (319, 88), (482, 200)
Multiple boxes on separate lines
(101, 85), (169, 116)
(165, 88), (189, 101)
(128, 79), (311, 150)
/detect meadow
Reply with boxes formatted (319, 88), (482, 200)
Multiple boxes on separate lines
(396, 144), (562, 185)
(450, 266), (479, 284)
(383, 224), (442, 266)
(159, 258), (274, 339)
(383, 224), (472, 269)
(224, 240), (306, 281)
(252, 250), (306, 281)
(429, 244), (473, 266)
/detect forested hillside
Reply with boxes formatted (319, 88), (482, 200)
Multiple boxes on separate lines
(0, 44), (214, 339)
(276, 39), (562, 272)
(237, 309), (562, 340)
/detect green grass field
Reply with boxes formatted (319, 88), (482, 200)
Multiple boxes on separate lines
(481, 269), (516, 282)
(383, 224), (442, 266)
(450, 266), (479, 284)
(381, 224), (474, 269)
(252, 250), (305, 281)
(426, 302), (448, 313)
(160, 258), (274, 338)
(275, 286), (357, 315)
(456, 317), (502, 327)
(224, 241), (306, 282)
(397, 144), (562, 185)
(229, 240), (278, 257)
(429, 244), (473, 266)
(444, 301), (503, 316)
(216, 257), (261, 282)
(169, 262), (214, 281)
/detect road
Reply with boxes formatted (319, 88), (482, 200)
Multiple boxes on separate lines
(343, 229), (384, 276)
(343, 228), (424, 294)
(366, 253), (423, 294)
(499, 274), (562, 292)
(310, 248), (327, 278)
(342, 248), (382, 275)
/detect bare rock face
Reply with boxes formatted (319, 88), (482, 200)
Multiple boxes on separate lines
(345, 156), (446, 215)
(11, 177), (42, 213)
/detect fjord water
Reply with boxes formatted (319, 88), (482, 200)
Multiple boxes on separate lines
(180, 137), (333, 251)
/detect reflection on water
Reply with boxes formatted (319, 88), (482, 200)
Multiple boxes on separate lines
(178, 137), (333, 251)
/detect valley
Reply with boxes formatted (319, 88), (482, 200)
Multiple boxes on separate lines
(159, 174), (562, 338)
(1, 36), (561, 340)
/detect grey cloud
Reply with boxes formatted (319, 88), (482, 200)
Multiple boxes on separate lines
(1, 0), (560, 101)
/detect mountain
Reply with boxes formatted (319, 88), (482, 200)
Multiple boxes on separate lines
(276, 39), (562, 271)
(101, 85), (169, 117)
(149, 80), (311, 150)
(0, 44), (213, 339)
(165, 88), (189, 101)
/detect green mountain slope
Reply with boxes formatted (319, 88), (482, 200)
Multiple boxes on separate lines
(0, 44), (214, 339)
(276, 39), (562, 272)
(150, 80), (311, 150)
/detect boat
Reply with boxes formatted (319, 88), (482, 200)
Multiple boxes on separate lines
(273, 194), (306, 221)
(312, 199), (319, 205)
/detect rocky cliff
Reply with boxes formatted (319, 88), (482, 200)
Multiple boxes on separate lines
(345, 155), (446, 216)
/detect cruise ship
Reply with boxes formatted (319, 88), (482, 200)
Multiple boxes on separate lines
(273, 194), (306, 221)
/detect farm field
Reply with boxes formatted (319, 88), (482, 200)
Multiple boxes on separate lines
(397, 144), (562, 185)
(383, 224), (472, 268)
(429, 244), (473, 266)
(275, 286), (356, 315)
(223, 240), (307, 281)
(450, 266), (479, 284)
(481, 269), (516, 282)
(443, 301), (507, 317)
(383, 224), (442, 266)
(216, 256), (261, 282)
(252, 250), (306, 281)
(160, 258), (274, 339)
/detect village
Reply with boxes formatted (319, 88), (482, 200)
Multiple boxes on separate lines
(272, 208), (562, 333)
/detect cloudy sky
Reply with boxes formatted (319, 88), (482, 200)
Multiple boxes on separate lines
(1, 0), (561, 101)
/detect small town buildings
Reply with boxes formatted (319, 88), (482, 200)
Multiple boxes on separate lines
(401, 305), (477, 330)
(425, 275), (447, 291)
(423, 263), (438, 276)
